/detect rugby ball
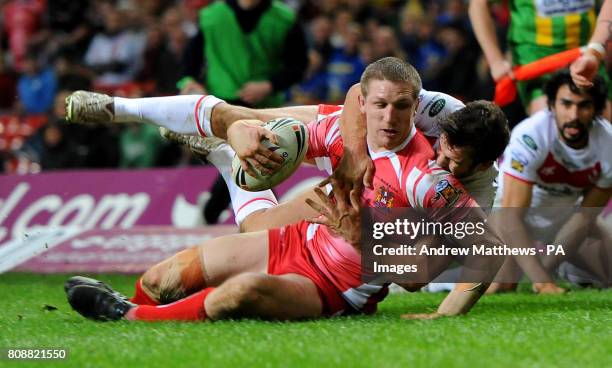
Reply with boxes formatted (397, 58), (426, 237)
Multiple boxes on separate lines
(231, 117), (309, 191)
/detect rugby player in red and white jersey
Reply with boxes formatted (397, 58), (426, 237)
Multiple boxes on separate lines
(64, 57), (508, 322)
(63, 58), (505, 305)
(492, 70), (612, 293)
(63, 68), (497, 234)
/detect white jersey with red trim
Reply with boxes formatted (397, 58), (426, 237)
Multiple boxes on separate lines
(415, 89), (464, 147)
(496, 110), (612, 207)
(304, 114), (478, 312)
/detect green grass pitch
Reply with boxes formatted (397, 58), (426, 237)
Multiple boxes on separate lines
(1, 273), (611, 367)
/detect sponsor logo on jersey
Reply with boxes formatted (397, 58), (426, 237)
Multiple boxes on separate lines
(521, 134), (538, 151)
(433, 179), (461, 206)
(420, 94), (439, 114)
(428, 99), (446, 117)
(510, 150), (529, 172)
(511, 150), (529, 165)
(535, 0), (594, 17)
(511, 159), (525, 173)
(374, 186), (395, 208)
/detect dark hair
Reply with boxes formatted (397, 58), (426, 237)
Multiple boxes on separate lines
(439, 100), (510, 165)
(360, 57), (421, 99)
(544, 69), (607, 114)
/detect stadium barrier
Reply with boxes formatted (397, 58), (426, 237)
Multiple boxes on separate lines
(0, 166), (326, 273)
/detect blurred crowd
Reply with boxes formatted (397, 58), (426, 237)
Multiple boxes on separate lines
(0, 0), (511, 174)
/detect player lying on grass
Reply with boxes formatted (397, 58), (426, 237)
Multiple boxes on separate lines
(489, 70), (612, 293)
(64, 58), (507, 322)
(66, 56), (509, 296)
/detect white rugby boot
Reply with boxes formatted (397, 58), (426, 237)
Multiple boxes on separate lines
(65, 90), (115, 124)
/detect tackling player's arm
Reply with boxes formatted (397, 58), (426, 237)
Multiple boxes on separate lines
(468, 0), (514, 81)
(419, 207), (507, 319)
(434, 209), (508, 318)
(321, 83), (375, 193)
(402, 222), (503, 319)
(403, 171), (505, 319)
(402, 283), (491, 319)
(402, 224), (506, 319)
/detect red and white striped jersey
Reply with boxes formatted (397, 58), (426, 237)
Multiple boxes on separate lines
(303, 112), (478, 312)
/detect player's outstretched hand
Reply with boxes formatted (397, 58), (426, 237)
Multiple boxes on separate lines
(532, 282), (567, 294)
(319, 149), (374, 200)
(400, 312), (444, 320)
(227, 120), (284, 177)
(305, 187), (361, 247)
(570, 53), (600, 88)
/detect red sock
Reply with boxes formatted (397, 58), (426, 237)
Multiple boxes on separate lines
(128, 287), (215, 321)
(129, 278), (159, 306)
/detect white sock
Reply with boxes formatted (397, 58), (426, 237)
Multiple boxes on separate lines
(113, 95), (223, 136)
(206, 144), (278, 226)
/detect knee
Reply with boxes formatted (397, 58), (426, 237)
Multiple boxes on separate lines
(141, 261), (186, 304)
(141, 266), (164, 299)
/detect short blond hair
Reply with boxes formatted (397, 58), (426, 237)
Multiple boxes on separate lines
(360, 57), (421, 99)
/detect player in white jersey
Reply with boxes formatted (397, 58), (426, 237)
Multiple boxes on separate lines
(64, 58), (507, 322)
(493, 70), (612, 293)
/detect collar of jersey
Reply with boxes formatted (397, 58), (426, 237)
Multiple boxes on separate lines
(368, 125), (417, 160)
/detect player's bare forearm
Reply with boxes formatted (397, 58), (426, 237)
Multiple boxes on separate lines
(437, 283), (489, 316)
(401, 283), (489, 320)
(211, 103), (259, 139)
(451, 209), (506, 283)
(402, 210), (504, 320)
(340, 84), (368, 156)
(571, 2), (610, 88)
(592, 0), (612, 46)
(324, 83), (374, 191)
(468, 0), (505, 66)
(211, 104), (318, 140)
